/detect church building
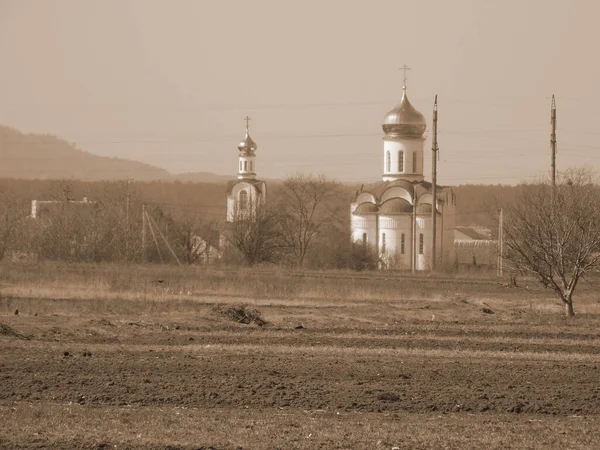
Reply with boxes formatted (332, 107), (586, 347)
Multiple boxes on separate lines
(226, 117), (267, 221)
(350, 78), (456, 271)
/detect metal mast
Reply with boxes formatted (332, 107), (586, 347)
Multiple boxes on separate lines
(551, 95), (557, 190)
(497, 208), (503, 277)
(431, 95), (439, 272)
(141, 203), (147, 262)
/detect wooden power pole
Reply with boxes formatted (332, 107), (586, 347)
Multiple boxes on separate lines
(551, 95), (557, 191)
(431, 95), (439, 272)
(142, 203), (147, 262)
(497, 208), (503, 277)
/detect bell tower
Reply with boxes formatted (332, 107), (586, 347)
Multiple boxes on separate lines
(226, 117), (267, 222)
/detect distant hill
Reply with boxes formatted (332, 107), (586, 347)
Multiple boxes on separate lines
(172, 171), (232, 183)
(0, 125), (173, 181)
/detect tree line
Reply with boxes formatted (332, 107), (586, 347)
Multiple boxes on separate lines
(0, 175), (372, 270)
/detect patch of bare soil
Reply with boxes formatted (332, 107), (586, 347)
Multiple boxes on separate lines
(217, 305), (267, 326)
(0, 322), (29, 340)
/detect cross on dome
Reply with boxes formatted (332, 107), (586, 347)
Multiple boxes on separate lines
(400, 64), (411, 91)
(244, 116), (251, 132)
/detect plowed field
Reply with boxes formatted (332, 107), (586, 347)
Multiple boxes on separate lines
(1, 271), (600, 449)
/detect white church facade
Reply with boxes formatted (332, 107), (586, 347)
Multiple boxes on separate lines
(350, 82), (456, 271)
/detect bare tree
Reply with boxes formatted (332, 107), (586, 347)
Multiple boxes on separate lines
(222, 203), (283, 266)
(276, 174), (343, 267)
(0, 191), (29, 260)
(501, 170), (600, 316)
(166, 209), (218, 264)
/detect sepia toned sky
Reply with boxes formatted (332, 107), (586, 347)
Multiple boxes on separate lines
(1, 0), (599, 184)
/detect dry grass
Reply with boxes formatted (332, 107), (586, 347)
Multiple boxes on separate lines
(4, 260), (598, 318)
(0, 260), (554, 302)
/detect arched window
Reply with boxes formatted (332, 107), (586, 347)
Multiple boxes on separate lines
(398, 151), (404, 172)
(249, 161), (253, 171)
(401, 233), (405, 254)
(381, 233), (386, 253)
(239, 161), (242, 171)
(239, 190), (248, 210)
(362, 232), (367, 248)
(412, 152), (417, 173)
(419, 233), (424, 254)
(385, 151), (391, 173)
(243, 161), (248, 171)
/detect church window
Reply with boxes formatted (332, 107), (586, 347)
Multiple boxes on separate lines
(239, 190), (248, 210)
(381, 233), (386, 253)
(239, 161), (242, 171)
(362, 232), (367, 248)
(398, 151), (404, 172)
(243, 161), (248, 171)
(413, 152), (417, 173)
(419, 233), (424, 254)
(249, 161), (253, 171)
(401, 233), (405, 254)
(385, 151), (391, 172)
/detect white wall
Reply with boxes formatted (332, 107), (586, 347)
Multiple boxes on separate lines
(227, 182), (259, 222)
(378, 214), (412, 268)
(238, 155), (256, 179)
(382, 137), (425, 182)
(351, 215), (377, 248)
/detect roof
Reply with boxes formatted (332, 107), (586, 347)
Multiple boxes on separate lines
(354, 202), (379, 214)
(359, 179), (442, 202)
(416, 204), (433, 214)
(379, 198), (413, 214)
(455, 226), (492, 241)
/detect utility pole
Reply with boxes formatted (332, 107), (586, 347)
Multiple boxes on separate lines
(431, 95), (439, 272)
(497, 208), (503, 277)
(125, 179), (131, 260)
(142, 203), (147, 263)
(551, 95), (557, 192)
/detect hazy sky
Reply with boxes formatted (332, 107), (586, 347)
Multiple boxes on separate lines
(1, 0), (599, 184)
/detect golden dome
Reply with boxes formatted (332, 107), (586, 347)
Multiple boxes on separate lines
(382, 88), (426, 138)
(238, 132), (257, 154)
(238, 116), (257, 154)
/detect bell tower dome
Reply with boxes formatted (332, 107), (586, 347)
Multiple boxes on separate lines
(381, 66), (426, 182)
(237, 116), (257, 180)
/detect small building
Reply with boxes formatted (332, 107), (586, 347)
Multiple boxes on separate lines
(454, 226), (498, 269)
(30, 197), (97, 219)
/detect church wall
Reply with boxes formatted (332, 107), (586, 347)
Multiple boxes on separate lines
(351, 215), (377, 248)
(227, 182), (259, 222)
(378, 214), (412, 269)
(415, 216), (432, 271)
